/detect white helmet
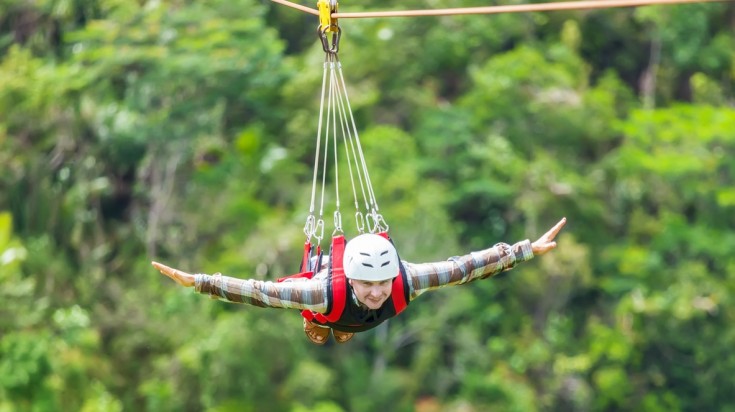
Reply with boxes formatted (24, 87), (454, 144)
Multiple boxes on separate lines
(343, 234), (400, 281)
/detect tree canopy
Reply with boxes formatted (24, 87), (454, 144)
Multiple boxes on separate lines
(1, 0), (734, 411)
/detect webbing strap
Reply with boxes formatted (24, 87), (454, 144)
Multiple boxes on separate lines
(322, 234), (346, 322)
(300, 235), (346, 323)
(376, 232), (408, 314)
(300, 241), (311, 272)
(391, 263), (408, 314)
(277, 271), (314, 282)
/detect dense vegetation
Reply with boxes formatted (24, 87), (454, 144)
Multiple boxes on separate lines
(1, 0), (734, 410)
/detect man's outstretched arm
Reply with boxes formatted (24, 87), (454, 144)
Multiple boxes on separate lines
(405, 217), (567, 300)
(152, 262), (329, 312)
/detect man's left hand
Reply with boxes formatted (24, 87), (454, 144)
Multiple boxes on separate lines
(531, 217), (566, 256)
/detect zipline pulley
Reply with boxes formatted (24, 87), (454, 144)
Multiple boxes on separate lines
(317, 0), (340, 53)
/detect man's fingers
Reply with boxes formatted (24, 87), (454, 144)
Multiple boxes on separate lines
(539, 241), (557, 252)
(152, 261), (196, 287)
(552, 217), (567, 233)
(546, 217), (567, 240)
(152, 261), (193, 278)
(152, 261), (175, 277)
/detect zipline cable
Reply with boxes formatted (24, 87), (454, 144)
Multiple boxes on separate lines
(270, 0), (319, 15)
(271, 0), (730, 19)
(333, 0), (729, 18)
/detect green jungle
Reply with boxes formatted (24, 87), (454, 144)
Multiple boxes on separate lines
(1, 0), (734, 411)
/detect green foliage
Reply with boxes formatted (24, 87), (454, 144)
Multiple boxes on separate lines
(596, 104), (735, 409)
(2, 0), (735, 410)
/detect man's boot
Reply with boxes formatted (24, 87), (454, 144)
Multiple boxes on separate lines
(303, 318), (330, 345)
(332, 329), (354, 343)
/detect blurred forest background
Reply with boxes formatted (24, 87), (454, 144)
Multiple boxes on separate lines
(1, 0), (735, 411)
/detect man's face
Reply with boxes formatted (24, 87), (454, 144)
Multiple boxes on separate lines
(349, 278), (393, 309)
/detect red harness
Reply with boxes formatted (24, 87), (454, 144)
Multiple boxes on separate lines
(278, 233), (408, 324)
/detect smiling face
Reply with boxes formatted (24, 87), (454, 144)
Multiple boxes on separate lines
(348, 278), (393, 309)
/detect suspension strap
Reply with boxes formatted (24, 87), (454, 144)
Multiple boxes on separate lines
(329, 54), (389, 233)
(304, 45), (331, 247)
(304, 5), (389, 248)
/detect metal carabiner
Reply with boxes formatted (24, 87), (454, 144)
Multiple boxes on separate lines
(366, 212), (377, 234)
(333, 211), (344, 235)
(374, 213), (389, 233)
(303, 214), (316, 239)
(355, 211), (365, 233)
(318, 24), (341, 54)
(314, 218), (325, 244)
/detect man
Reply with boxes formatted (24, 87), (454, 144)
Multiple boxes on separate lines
(153, 217), (566, 344)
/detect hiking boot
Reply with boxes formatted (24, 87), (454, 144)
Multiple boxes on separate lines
(303, 318), (330, 345)
(332, 329), (354, 344)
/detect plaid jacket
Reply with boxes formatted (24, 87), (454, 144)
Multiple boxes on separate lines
(194, 240), (534, 313)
